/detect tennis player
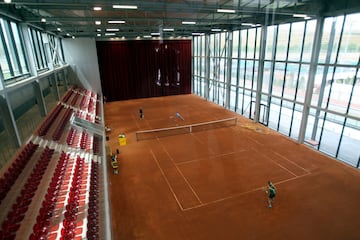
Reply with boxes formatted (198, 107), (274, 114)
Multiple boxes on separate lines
(266, 181), (276, 208)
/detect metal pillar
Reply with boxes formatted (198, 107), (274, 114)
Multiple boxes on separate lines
(204, 35), (211, 100)
(298, 17), (324, 144)
(255, 26), (267, 123)
(0, 95), (22, 147)
(32, 81), (47, 116)
(225, 32), (233, 109)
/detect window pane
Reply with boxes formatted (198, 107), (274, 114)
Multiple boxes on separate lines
(265, 26), (276, 60)
(337, 13), (360, 65)
(303, 20), (316, 62)
(288, 22), (305, 62)
(276, 24), (290, 61)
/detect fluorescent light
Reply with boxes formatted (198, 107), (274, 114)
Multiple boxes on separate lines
(97, 33), (101, 37)
(143, 35), (152, 38)
(163, 28), (174, 32)
(95, 21), (101, 25)
(105, 33), (116, 36)
(57, 28), (62, 32)
(182, 21), (196, 25)
(304, 16), (311, 20)
(66, 33), (70, 36)
(293, 14), (308, 18)
(241, 23), (253, 26)
(108, 20), (125, 24)
(93, 6), (102, 11)
(192, 32), (204, 36)
(4, 0), (11, 3)
(113, 5), (137, 9)
(97, 29), (101, 32)
(211, 29), (222, 32)
(106, 28), (119, 32)
(41, 18), (46, 22)
(151, 32), (160, 36)
(217, 9), (236, 13)
(72, 36), (75, 39)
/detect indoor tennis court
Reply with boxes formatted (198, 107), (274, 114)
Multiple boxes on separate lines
(105, 94), (360, 240)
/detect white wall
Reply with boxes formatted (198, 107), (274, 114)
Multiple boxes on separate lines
(63, 38), (102, 94)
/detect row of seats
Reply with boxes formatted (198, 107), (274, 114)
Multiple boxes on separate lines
(80, 131), (89, 150)
(52, 108), (74, 141)
(0, 141), (39, 204)
(87, 161), (100, 240)
(66, 128), (77, 146)
(29, 152), (70, 240)
(0, 147), (54, 240)
(61, 87), (75, 104)
(38, 104), (64, 136)
(60, 156), (86, 240)
(92, 136), (101, 155)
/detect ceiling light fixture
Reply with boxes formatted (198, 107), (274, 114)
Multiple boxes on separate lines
(211, 29), (222, 32)
(93, 7), (102, 11)
(105, 33), (116, 36)
(143, 35), (152, 38)
(293, 14), (308, 18)
(57, 28), (62, 32)
(95, 21), (101, 25)
(113, 5), (138, 9)
(182, 21), (196, 25)
(97, 33), (101, 37)
(106, 28), (119, 32)
(163, 28), (174, 32)
(4, 0), (11, 3)
(41, 18), (46, 22)
(108, 20), (125, 24)
(217, 9), (236, 13)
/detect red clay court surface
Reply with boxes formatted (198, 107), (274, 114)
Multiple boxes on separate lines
(104, 94), (360, 240)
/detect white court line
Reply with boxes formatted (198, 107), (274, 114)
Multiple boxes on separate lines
(182, 172), (311, 211)
(176, 149), (247, 166)
(252, 147), (299, 177)
(272, 150), (311, 174)
(150, 149), (185, 211)
(158, 139), (203, 205)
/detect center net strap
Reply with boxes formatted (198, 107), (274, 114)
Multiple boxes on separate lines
(135, 117), (237, 141)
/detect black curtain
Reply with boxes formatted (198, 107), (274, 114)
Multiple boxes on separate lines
(96, 40), (191, 101)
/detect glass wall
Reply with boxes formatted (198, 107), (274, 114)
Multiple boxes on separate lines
(0, 15), (67, 169)
(193, 13), (360, 168)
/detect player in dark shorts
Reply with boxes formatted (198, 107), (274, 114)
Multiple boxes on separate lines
(266, 181), (276, 208)
(139, 107), (143, 119)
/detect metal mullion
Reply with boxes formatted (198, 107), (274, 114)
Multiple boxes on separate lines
(242, 30), (248, 116)
(0, 20), (14, 76)
(318, 15), (346, 151)
(31, 29), (41, 69)
(335, 56), (360, 158)
(289, 21), (307, 137)
(17, 23), (30, 74)
(266, 25), (279, 123)
(235, 31), (241, 113)
(250, 28), (258, 112)
(277, 24), (292, 133)
(39, 32), (47, 68)
(197, 37), (203, 96)
(7, 22), (22, 75)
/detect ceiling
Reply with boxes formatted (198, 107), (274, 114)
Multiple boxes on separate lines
(0, 0), (360, 39)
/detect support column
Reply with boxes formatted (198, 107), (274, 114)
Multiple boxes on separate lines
(53, 73), (61, 101)
(32, 81), (47, 116)
(298, 17), (324, 144)
(225, 32), (233, 109)
(255, 26), (267, 123)
(204, 35), (211, 100)
(0, 95), (22, 147)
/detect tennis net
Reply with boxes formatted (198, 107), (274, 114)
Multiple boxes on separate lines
(135, 117), (237, 141)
